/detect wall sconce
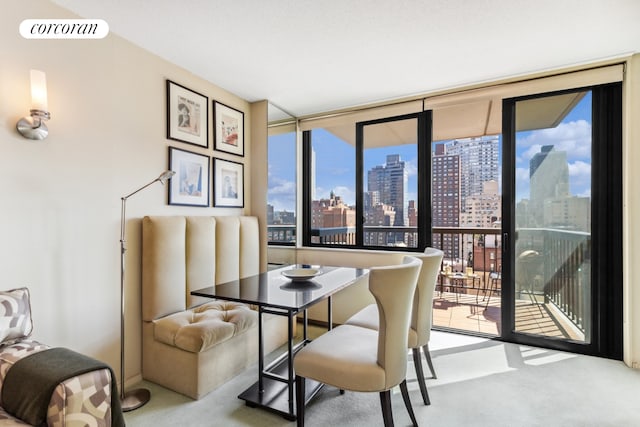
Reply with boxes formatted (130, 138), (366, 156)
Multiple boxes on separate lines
(16, 69), (51, 140)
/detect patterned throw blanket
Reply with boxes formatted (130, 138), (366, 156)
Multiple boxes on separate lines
(0, 347), (125, 427)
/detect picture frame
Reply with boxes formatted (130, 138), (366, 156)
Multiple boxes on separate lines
(213, 157), (244, 207)
(168, 146), (210, 207)
(166, 80), (209, 148)
(213, 101), (244, 156)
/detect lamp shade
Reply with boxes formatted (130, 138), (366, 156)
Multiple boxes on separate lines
(30, 70), (48, 111)
(158, 170), (175, 183)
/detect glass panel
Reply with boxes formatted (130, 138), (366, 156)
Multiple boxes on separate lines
(309, 128), (356, 245)
(513, 90), (591, 343)
(362, 117), (418, 248)
(430, 136), (502, 335)
(267, 127), (296, 244)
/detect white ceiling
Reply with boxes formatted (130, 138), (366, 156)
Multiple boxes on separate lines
(52, 0), (640, 120)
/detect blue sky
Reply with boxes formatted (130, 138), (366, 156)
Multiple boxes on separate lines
(268, 91), (592, 211)
(515, 91), (592, 202)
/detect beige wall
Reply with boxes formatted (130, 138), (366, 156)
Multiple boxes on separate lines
(0, 0), (258, 388)
(250, 101), (269, 272)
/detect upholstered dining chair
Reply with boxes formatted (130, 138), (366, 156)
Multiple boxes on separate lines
(344, 247), (444, 405)
(294, 256), (422, 427)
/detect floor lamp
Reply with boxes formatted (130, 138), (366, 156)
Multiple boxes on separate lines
(119, 170), (175, 411)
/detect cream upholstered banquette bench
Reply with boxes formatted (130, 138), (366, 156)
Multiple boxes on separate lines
(141, 216), (288, 399)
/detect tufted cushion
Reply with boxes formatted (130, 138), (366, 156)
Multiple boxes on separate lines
(0, 288), (33, 347)
(153, 301), (257, 353)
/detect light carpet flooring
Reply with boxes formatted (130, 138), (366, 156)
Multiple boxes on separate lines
(124, 330), (640, 427)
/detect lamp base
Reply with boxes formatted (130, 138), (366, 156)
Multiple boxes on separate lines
(16, 117), (48, 140)
(121, 388), (151, 412)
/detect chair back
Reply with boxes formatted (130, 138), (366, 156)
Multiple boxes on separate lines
(411, 248), (444, 346)
(369, 255), (421, 389)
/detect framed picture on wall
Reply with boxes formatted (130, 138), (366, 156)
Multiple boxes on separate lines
(213, 157), (244, 207)
(168, 146), (210, 207)
(166, 80), (209, 148)
(213, 101), (244, 156)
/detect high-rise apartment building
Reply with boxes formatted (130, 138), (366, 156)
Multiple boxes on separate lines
(528, 145), (570, 227)
(406, 200), (418, 247)
(432, 145), (460, 228)
(407, 200), (417, 227)
(432, 145), (461, 258)
(367, 154), (408, 226)
(442, 136), (500, 209)
(460, 180), (501, 228)
(544, 196), (591, 232)
(267, 204), (274, 225)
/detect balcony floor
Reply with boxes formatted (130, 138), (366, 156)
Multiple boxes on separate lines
(432, 290), (584, 341)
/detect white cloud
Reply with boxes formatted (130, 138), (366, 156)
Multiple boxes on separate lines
(517, 120), (591, 164)
(268, 176), (295, 195)
(568, 160), (591, 177)
(568, 160), (591, 196)
(268, 174), (296, 211)
(515, 167), (531, 201)
(333, 185), (356, 206)
(405, 157), (418, 177)
(576, 188), (592, 198)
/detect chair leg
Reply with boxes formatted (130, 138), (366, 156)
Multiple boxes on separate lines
(379, 390), (394, 427)
(484, 279), (495, 308)
(422, 344), (437, 379)
(399, 380), (419, 427)
(412, 348), (430, 405)
(296, 375), (305, 427)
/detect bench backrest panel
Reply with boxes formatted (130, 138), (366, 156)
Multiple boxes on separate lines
(142, 215), (259, 322)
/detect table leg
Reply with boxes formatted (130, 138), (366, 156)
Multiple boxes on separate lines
(287, 310), (294, 415)
(303, 309), (308, 342)
(238, 296), (335, 420)
(258, 305), (264, 392)
(238, 307), (299, 421)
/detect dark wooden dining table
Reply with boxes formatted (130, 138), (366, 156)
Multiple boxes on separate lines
(191, 264), (369, 420)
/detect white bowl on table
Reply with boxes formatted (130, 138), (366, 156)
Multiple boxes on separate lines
(281, 268), (322, 282)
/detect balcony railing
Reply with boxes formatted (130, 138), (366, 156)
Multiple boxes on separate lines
(517, 228), (590, 338)
(267, 224), (296, 245)
(267, 224), (588, 338)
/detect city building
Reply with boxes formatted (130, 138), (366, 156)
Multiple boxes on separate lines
(441, 136), (500, 209)
(528, 145), (571, 227)
(311, 190), (355, 229)
(460, 180), (501, 228)
(367, 154), (408, 226)
(432, 144), (461, 228)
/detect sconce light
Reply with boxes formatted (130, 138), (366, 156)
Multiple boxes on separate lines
(16, 69), (50, 140)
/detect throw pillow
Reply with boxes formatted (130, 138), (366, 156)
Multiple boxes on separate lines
(0, 288), (33, 347)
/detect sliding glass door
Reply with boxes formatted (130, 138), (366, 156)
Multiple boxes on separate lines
(502, 84), (622, 358)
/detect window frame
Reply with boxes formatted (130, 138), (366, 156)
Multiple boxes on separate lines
(302, 110), (432, 251)
(266, 125), (297, 246)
